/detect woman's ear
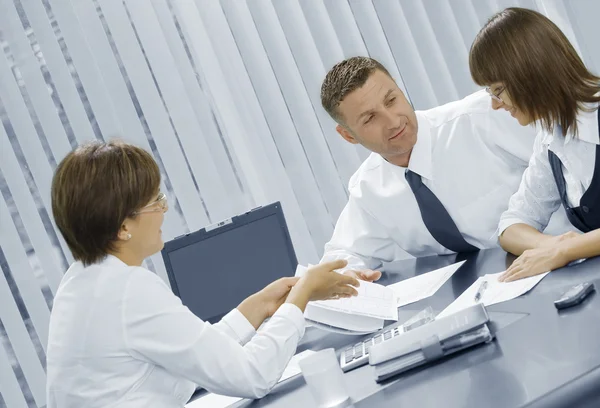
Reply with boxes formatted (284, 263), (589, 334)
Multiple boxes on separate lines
(117, 220), (133, 242)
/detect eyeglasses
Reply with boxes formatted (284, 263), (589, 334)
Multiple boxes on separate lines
(485, 86), (506, 103)
(132, 192), (168, 215)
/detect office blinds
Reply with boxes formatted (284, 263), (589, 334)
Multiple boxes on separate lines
(1, 0), (598, 406)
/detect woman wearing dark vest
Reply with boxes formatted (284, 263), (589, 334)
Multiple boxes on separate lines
(469, 7), (600, 282)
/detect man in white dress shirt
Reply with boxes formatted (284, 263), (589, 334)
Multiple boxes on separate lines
(319, 56), (570, 276)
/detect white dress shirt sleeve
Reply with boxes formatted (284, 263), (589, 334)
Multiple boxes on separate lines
(122, 269), (305, 399)
(213, 309), (256, 345)
(498, 132), (563, 235)
(484, 108), (536, 165)
(321, 195), (405, 271)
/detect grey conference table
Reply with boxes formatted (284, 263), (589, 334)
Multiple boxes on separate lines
(193, 248), (600, 407)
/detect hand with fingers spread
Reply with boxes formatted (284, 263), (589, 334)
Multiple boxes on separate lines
(285, 260), (360, 311)
(499, 246), (568, 282)
(343, 269), (382, 282)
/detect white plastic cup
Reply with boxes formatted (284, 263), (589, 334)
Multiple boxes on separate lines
(298, 348), (351, 408)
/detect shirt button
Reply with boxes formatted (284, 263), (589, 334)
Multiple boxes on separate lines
(582, 206), (590, 213)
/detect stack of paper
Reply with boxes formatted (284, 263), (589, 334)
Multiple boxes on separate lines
(186, 350), (316, 408)
(300, 261), (465, 333)
(437, 271), (549, 319)
(304, 280), (398, 333)
(387, 261), (465, 307)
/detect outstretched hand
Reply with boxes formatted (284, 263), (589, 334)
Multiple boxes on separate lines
(344, 269), (382, 282)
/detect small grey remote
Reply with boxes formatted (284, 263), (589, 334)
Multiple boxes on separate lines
(554, 282), (595, 310)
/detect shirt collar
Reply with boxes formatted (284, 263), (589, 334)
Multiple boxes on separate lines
(407, 111), (434, 181)
(543, 105), (599, 147)
(101, 254), (129, 268)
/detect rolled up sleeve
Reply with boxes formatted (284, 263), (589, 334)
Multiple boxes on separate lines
(499, 135), (562, 235)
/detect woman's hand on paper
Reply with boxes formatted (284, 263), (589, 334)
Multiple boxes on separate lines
(499, 246), (568, 282)
(343, 269), (382, 282)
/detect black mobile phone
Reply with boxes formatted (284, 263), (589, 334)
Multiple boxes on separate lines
(554, 282), (595, 310)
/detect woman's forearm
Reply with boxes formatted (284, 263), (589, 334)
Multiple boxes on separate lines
(237, 294), (269, 330)
(499, 223), (551, 255)
(557, 229), (600, 263)
(284, 281), (312, 313)
(237, 281), (315, 329)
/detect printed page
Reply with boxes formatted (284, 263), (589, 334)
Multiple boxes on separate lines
(437, 271), (550, 319)
(387, 261), (466, 307)
(309, 280), (398, 321)
(304, 302), (384, 333)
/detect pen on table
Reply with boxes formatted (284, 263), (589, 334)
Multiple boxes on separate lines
(473, 280), (488, 303)
(443, 327), (491, 352)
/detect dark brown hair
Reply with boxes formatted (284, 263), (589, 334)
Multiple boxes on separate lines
(51, 140), (161, 266)
(470, 7), (600, 136)
(321, 56), (393, 124)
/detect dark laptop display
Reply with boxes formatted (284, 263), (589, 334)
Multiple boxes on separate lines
(161, 202), (298, 324)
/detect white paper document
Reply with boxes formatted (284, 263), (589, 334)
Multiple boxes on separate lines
(297, 264), (395, 332)
(296, 263), (396, 320)
(437, 271), (550, 319)
(304, 303), (385, 333)
(304, 280), (397, 333)
(309, 280), (398, 320)
(387, 261), (466, 308)
(186, 350), (316, 408)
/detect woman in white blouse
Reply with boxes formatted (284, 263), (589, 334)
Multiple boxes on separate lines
(469, 7), (600, 282)
(46, 140), (359, 407)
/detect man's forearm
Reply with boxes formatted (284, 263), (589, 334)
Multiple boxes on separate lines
(499, 223), (552, 255)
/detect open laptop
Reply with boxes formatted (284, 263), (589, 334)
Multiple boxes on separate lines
(161, 202), (298, 324)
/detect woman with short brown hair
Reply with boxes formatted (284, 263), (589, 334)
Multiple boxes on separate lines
(46, 140), (359, 407)
(469, 7), (600, 282)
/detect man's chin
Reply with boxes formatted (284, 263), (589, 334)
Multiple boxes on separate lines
(388, 146), (413, 158)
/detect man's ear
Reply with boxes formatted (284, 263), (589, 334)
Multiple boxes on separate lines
(336, 124), (359, 145)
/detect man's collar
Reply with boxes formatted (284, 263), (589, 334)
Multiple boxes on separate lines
(407, 111), (433, 180)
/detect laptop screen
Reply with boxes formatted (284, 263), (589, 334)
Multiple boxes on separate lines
(162, 203), (298, 323)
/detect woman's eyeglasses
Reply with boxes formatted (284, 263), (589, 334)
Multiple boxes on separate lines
(132, 192), (168, 215)
(485, 86), (506, 103)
